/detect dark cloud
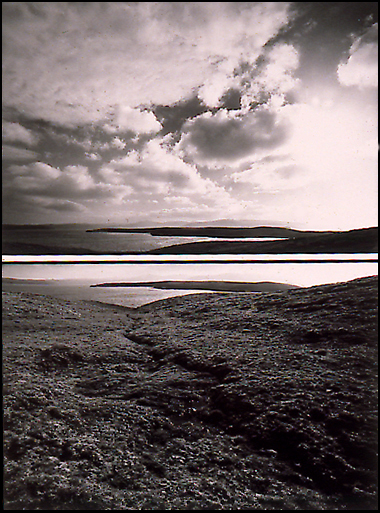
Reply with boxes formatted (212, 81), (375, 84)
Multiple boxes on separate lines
(180, 108), (289, 163)
(2, 145), (38, 162)
(219, 88), (241, 110)
(2, 114), (140, 171)
(153, 90), (242, 144)
(278, 2), (378, 87)
(154, 96), (209, 136)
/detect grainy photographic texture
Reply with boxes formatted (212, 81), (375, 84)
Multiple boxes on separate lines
(3, 276), (378, 509)
(2, 2), (378, 233)
(2, 1), (378, 510)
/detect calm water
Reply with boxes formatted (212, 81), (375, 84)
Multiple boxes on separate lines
(2, 262), (378, 308)
(2, 224), (285, 254)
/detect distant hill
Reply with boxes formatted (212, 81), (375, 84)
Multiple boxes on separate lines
(91, 281), (299, 292)
(87, 226), (320, 238)
(2, 278), (55, 285)
(147, 227), (378, 254)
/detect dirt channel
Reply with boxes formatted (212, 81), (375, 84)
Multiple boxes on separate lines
(3, 276), (378, 510)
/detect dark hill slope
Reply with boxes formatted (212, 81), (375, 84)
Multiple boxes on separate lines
(148, 227), (378, 254)
(3, 276), (378, 510)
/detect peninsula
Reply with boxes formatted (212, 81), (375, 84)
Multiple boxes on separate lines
(91, 281), (299, 293)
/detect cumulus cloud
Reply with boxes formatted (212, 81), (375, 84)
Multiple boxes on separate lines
(97, 138), (239, 216)
(197, 59), (240, 108)
(337, 23), (378, 88)
(237, 43), (300, 110)
(2, 2), (292, 127)
(104, 107), (162, 135)
(2, 120), (39, 146)
(2, 120), (40, 162)
(257, 44), (299, 94)
(4, 161), (121, 202)
(85, 152), (101, 161)
(3, 3), (376, 228)
(110, 137), (127, 150)
(177, 107), (289, 167)
(4, 136), (243, 223)
(5, 162), (61, 191)
(247, 100), (379, 229)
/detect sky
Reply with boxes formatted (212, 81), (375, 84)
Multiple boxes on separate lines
(2, 2), (378, 230)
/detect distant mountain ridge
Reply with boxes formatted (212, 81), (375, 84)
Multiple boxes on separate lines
(87, 226), (325, 238)
(91, 281), (299, 292)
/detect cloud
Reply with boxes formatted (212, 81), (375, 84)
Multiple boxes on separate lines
(197, 60), (240, 108)
(177, 107), (289, 166)
(4, 137), (242, 223)
(2, 120), (39, 146)
(5, 162), (121, 202)
(196, 41), (299, 109)
(2, 144), (38, 161)
(337, 23), (378, 88)
(230, 158), (306, 196)
(103, 107), (162, 135)
(2, 2), (292, 127)
(3, 3), (376, 229)
(85, 152), (101, 161)
(6, 162), (61, 191)
(110, 137), (127, 150)
(29, 197), (86, 213)
(237, 43), (300, 110)
(99, 139), (209, 193)
(154, 96), (209, 136)
(97, 138), (242, 216)
(255, 43), (300, 93)
(2, 120), (40, 162)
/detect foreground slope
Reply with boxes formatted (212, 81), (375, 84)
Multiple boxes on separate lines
(3, 276), (378, 510)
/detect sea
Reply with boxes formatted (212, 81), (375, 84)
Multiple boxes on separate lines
(2, 261), (378, 308)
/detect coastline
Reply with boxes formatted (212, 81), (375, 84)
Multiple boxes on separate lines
(2, 226), (377, 255)
(147, 227), (378, 254)
(3, 276), (378, 509)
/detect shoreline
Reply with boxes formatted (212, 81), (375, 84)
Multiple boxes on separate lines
(2, 226), (377, 255)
